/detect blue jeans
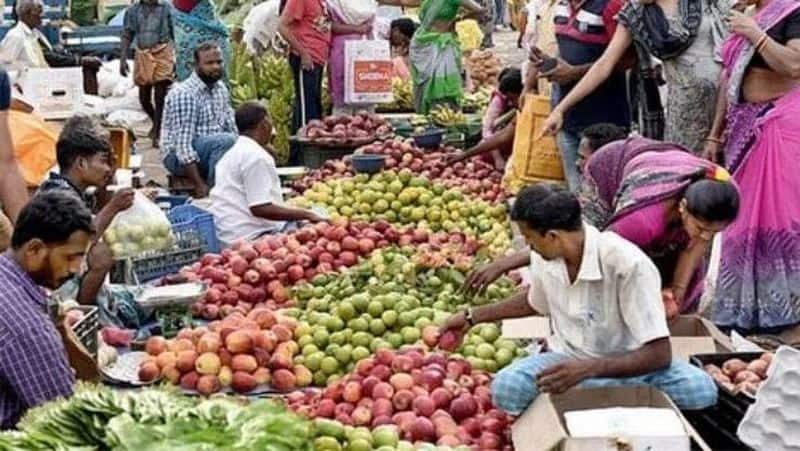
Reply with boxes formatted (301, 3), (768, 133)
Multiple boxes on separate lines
(491, 352), (718, 415)
(557, 129), (582, 191)
(163, 133), (236, 185)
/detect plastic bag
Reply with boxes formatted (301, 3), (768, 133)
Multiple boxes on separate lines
(344, 39), (393, 104)
(242, 0), (281, 56)
(327, 0), (377, 25)
(104, 192), (175, 258)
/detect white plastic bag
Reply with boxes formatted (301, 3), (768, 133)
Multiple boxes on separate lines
(104, 192), (175, 258)
(243, 0), (281, 56)
(344, 39), (393, 104)
(327, 0), (377, 25)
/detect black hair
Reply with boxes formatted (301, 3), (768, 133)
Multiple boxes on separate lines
(390, 18), (417, 39)
(236, 101), (269, 133)
(56, 115), (111, 170)
(581, 123), (627, 153)
(684, 179), (740, 223)
(194, 41), (221, 62)
(11, 190), (94, 249)
(498, 68), (523, 96)
(510, 184), (583, 233)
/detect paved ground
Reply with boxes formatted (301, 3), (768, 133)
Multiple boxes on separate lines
(135, 30), (526, 187)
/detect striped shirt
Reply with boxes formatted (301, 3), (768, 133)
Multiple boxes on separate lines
(0, 254), (74, 428)
(160, 72), (236, 165)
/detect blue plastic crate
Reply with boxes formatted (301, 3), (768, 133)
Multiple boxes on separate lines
(168, 204), (221, 254)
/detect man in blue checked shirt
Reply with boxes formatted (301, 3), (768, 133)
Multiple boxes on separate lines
(441, 184), (717, 416)
(161, 41), (237, 198)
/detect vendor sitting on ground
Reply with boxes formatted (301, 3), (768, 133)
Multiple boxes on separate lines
(440, 184), (717, 415)
(161, 42), (237, 198)
(0, 0), (103, 94)
(210, 102), (327, 246)
(0, 191), (94, 428)
(389, 18), (417, 81)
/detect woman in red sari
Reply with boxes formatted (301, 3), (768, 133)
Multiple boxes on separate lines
(704, 0), (800, 332)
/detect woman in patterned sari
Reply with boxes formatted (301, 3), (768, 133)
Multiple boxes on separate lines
(704, 0), (800, 332)
(172, 0), (230, 81)
(579, 140), (739, 314)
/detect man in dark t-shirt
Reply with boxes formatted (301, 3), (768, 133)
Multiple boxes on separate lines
(533, 0), (630, 191)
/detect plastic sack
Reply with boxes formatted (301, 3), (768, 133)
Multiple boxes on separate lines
(242, 0), (281, 56)
(502, 94), (564, 194)
(344, 39), (393, 104)
(327, 0), (377, 25)
(104, 192), (175, 258)
(9, 110), (57, 187)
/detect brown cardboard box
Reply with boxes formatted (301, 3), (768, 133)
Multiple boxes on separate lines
(503, 315), (732, 361)
(511, 386), (711, 451)
(669, 315), (733, 360)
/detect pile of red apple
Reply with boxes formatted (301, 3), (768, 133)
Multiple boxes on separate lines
(291, 138), (508, 203)
(286, 347), (513, 449)
(302, 112), (393, 144)
(138, 309), (311, 395)
(179, 220), (396, 320)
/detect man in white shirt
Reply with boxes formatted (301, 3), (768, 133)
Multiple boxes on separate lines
(441, 184), (717, 415)
(0, 0), (103, 93)
(209, 102), (326, 245)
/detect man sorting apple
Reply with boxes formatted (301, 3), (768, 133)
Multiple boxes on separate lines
(439, 184), (717, 415)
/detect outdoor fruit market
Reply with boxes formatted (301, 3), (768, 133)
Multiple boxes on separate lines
(1, 0), (799, 447)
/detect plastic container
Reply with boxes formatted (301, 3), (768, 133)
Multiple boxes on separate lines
(413, 128), (444, 149)
(301, 144), (358, 169)
(352, 154), (386, 174)
(109, 242), (205, 284)
(168, 204), (221, 254)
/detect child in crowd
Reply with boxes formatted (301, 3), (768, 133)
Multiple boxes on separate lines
(389, 18), (417, 81)
(480, 68), (522, 167)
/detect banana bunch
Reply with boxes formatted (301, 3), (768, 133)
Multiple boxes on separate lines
(410, 114), (429, 127)
(256, 52), (295, 164)
(463, 85), (493, 113)
(430, 104), (467, 127)
(384, 77), (414, 111)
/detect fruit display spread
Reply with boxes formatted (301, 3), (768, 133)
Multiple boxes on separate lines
(288, 348), (515, 449)
(289, 172), (511, 256)
(300, 112), (394, 146)
(291, 139), (508, 203)
(465, 50), (502, 91)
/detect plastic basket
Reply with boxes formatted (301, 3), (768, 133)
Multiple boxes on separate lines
(71, 307), (100, 357)
(109, 241), (206, 284)
(168, 204), (221, 254)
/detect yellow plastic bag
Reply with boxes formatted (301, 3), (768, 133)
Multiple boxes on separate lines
(9, 110), (57, 187)
(502, 94), (564, 194)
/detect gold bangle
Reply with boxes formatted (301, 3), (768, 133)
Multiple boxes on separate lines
(703, 137), (722, 144)
(755, 33), (769, 52)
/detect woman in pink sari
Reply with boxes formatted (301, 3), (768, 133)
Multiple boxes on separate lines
(704, 0), (800, 332)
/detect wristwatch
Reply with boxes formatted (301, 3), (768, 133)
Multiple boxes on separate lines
(465, 308), (475, 327)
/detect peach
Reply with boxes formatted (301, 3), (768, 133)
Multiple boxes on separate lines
(352, 406), (372, 426)
(253, 331), (277, 352)
(197, 375), (221, 396)
(155, 351), (177, 370)
(176, 350), (198, 373)
(272, 324), (293, 343)
(231, 354), (259, 373)
(180, 371), (199, 390)
(269, 352), (292, 370)
(218, 366), (233, 387)
(271, 369), (297, 391)
(225, 330), (254, 354)
(253, 367), (271, 385)
(170, 338), (195, 353)
(373, 382), (395, 400)
(161, 365), (181, 385)
(294, 365), (313, 387)
(231, 371), (258, 394)
(343, 381), (363, 403)
(390, 373), (415, 391)
(248, 308), (277, 329)
(138, 361), (160, 382)
(196, 352), (222, 375)
(176, 328), (195, 342)
(196, 333), (222, 354)
(145, 336), (168, 356)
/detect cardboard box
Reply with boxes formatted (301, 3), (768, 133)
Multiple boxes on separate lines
(17, 67), (84, 120)
(668, 315), (733, 360)
(502, 314), (732, 361)
(511, 386), (711, 451)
